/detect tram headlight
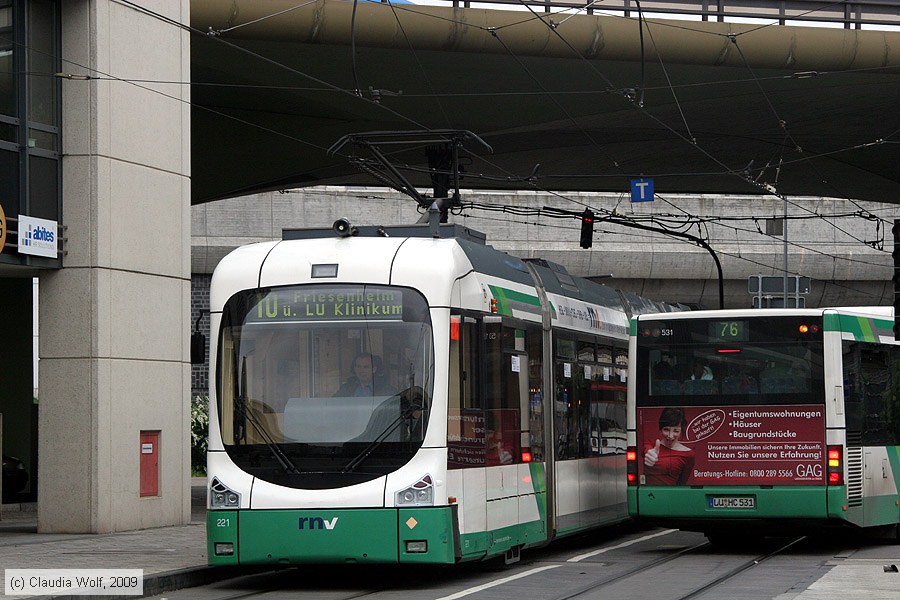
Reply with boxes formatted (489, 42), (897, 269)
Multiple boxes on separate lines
(214, 542), (235, 556)
(395, 474), (434, 506)
(210, 477), (241, 508)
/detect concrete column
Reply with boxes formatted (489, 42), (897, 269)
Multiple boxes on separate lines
(38, 0), (191, 533)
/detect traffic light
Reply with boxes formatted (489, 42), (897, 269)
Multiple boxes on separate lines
(580, 209), (594, 249)
(894, 219), (900, 339)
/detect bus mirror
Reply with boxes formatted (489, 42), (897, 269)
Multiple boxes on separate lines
(191, 331), (206, 365)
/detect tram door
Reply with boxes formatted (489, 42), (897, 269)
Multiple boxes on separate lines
(844, 343), (900, 527)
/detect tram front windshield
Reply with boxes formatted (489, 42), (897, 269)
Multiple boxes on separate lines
(218, 284), (434, 489)
(636, 315), (825, 406)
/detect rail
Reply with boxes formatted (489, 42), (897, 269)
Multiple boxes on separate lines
(440, 0), (900, 29)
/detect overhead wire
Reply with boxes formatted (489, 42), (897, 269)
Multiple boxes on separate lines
(457, 202), (893, 301)
(0, 39), (335, 156)
(732, 0), (864, 37)
(369, 156), (895, 241)
(486, 24), (621, 167)
(503, 0), (793, 201)
(351, 0), (364, 96)
(209, 0), (320, 35)
(15, 2), (892, 256)
(461, 198), (891, 268)
(35, 7), (900, 199)
(459, 209), (893, 308)
(115, 0), (430, 132)
(724, 33), (891, 245)
(635, 2), (695, 140)
(482, 7), (899, 248)
(112, 0), (899, 279)
(384, 0), (454, 127)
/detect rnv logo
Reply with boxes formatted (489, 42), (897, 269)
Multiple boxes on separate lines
(298, 516), (339, 530)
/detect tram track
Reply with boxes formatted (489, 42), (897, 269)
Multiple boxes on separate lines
(546, 540), (713, 600)
(146, 532), (825, 600)
(542, 535), (808, 600)
(675, 536), (807, 600)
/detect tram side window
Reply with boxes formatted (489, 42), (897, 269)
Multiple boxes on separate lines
(555, 334), (599, 460)
(554, 336), (626, 459)
(482, 319), (515, 465)
(843, 342), (900, 446)
(448, 316), (482, 468)
(527, 329), (544, 462)
(591, 344), (627, 455)
(555, 335), (577, 460)
(449, 315), (539, 468)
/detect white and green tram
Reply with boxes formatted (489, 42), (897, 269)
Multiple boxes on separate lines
(627, 307), (900, 543)
(206, 223), (675, 565)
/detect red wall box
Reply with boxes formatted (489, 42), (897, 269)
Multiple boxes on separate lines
(140, 431), (160, 497)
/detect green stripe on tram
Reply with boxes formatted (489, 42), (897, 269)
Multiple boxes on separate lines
(530, 462), (548, 523)
(888, 446), (900, 496)
(826, 314), (894, 342)
(488, 285), (541, 317)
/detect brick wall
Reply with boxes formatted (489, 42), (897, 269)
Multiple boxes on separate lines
(191, 274), (211, 396)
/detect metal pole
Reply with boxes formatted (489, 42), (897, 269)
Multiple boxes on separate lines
(783, 195), (788, 307)
(602, 217), (725, 309)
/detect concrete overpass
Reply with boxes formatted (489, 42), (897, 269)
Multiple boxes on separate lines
(186, 0), (900, 388)
(191, 187), (899, 315)
(189, 0), (900, 205)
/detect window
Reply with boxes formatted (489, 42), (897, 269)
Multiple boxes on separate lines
(448, 312), (542, 468)
(218, 284), (434, 489)
(0, 0), (60, 268)
(636, 316), (825, 406)
(555, 334), (627, 460)
(843, 342), (900, 446)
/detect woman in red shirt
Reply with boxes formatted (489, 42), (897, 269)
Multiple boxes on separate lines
(644, 407), (694, 485)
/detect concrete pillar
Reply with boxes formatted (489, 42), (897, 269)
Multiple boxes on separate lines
(38, 1), (191, 533)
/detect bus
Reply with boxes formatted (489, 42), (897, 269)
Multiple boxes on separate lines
(205, 222), (676, 565)
(627, 307), (900, 543)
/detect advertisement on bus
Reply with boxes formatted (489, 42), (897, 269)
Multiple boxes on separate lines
(637, 405), (825, 486)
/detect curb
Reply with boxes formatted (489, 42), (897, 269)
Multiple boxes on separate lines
(142, 565), (234, 598)
(36, 565), (235, 600)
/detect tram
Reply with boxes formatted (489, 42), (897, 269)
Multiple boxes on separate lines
(205, 222), (676, 565)
(627, 307), (900, 543)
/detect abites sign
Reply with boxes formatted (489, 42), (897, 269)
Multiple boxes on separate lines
(18, 214), (57, 258)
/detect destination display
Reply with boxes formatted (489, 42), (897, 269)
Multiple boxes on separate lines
(708, 320), (748, 341)
(247, 287), (404, 322)
(638, 404), (825, 486)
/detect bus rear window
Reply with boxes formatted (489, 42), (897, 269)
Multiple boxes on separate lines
(636, 316), (824, 406)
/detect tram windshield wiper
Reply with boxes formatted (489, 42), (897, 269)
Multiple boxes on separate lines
(236, 394), (302, 475)
(342, 400), (416, 473)
(235, 357), (301, 475)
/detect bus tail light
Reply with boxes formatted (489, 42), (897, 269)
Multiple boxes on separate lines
(626, 446), (638, 486)
(827, 445), (843, 485)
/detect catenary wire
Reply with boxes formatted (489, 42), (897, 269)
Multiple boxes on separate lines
(109, 0), (896, 268)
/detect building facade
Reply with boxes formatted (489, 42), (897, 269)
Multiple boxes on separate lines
(0, 1), (192, 533)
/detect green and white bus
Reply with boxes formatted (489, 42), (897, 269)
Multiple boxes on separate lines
(206, 223), (676, 565)
(627, 307), (900, 543)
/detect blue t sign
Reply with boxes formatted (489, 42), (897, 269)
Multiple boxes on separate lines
(630, 179), (654, 202)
